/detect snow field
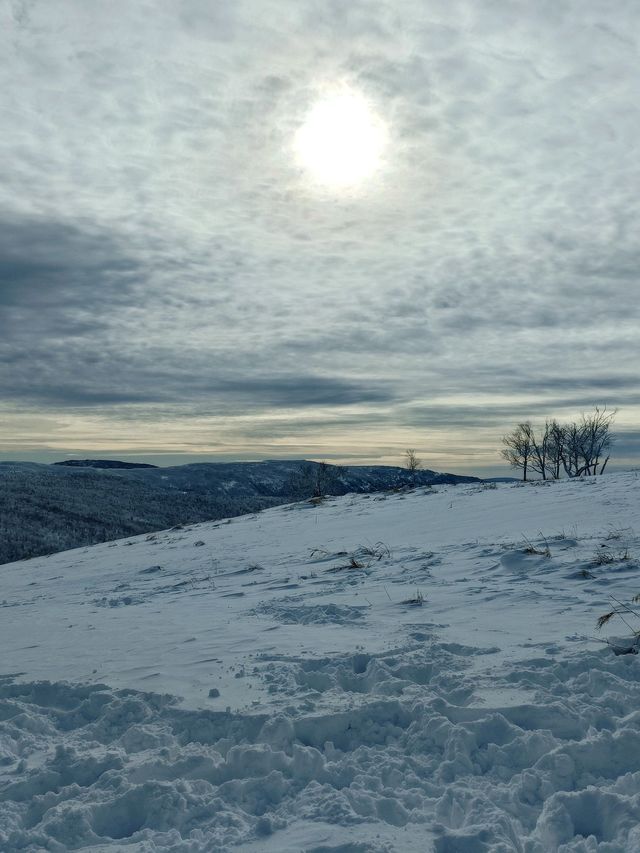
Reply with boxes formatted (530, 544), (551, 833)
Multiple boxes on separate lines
(1, 473), (640, 850)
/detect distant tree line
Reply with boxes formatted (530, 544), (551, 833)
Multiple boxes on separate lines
(502, 406), (615, 481)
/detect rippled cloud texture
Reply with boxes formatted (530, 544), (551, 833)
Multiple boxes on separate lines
(1, 0), (639, 473)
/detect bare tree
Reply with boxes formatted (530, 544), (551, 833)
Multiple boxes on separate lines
(502, 407), (616, 480)
(315, 460), (334, 497)
(546, 419), (566, 479)
(556, 407), (616, 477)
(404, 449), (422, 473)
(501, 423), (534, 481)
(576, 406), (616, 476)
(286, 461), (345, 499)
(559, 421), (581, 478)
(529, 421), (552, 481)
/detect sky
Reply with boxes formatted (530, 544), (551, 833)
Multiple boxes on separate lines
(1, 0), (639, 476)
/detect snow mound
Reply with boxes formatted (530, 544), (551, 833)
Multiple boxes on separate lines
(252, 601), (370, 625)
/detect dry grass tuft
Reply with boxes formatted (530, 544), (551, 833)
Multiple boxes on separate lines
(323, 542), (391, 573)
(523, 537), (551, 558)
(358, 541), (392, 561)
(597, 611), (616, 630)
(325, 555), (367, 573)
(597, 594), (640, 637)
(592, 547), (632, 566)
(400, 589), (425, 606)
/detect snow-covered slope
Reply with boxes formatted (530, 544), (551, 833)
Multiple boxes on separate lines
(1, 474), (640, 851)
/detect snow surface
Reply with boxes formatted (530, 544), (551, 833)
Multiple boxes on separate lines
(1, 473), (640, 851)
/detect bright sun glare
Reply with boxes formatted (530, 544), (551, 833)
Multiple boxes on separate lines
(294, 88), (388, 188)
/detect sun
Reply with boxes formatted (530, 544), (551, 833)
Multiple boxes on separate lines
(293, 87), (388, 189)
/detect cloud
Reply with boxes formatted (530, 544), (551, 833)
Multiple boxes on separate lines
(0, 0), (639, 470)
(0, 215), (394, 410)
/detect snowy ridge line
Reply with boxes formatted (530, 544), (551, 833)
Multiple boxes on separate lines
(1, 473), (640, 849)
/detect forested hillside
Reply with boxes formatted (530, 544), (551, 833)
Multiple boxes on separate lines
(0, 464), (280, 564)
(0, 460), (478, 564)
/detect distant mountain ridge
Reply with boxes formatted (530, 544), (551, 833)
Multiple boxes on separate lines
(0, 460), (479, 565)
(46, 459), (479, 499)
(54, 459), (158, 469)
(76, 459), (478, 497)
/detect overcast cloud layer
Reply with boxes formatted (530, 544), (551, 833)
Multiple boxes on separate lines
(1, 0), (639, 473)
